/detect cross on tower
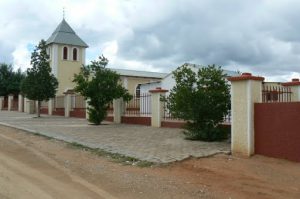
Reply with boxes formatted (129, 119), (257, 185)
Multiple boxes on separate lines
(63, 7), (65, 19)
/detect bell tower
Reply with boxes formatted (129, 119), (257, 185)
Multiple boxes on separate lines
(46, 19), (88, 95)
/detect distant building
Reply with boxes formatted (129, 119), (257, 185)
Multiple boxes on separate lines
(140, 63), (239, 94)
(111, 68), (167, 95)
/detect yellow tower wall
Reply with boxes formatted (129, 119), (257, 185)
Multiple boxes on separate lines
(49, 44), (85, 95)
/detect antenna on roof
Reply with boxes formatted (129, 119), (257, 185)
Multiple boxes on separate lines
(63, 7), (65, 19)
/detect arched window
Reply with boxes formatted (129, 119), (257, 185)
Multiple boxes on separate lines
(73, 48), (78, 61)
(46, 47), (51, 59)
(63, 47), (68, 60)
(135, 84), (141, 98)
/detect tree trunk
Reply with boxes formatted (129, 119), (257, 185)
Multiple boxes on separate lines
(37, 101), (41, 117)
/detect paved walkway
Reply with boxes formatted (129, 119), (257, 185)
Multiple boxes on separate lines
(0, 111), (230, 163)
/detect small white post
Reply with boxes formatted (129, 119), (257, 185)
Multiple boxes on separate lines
(25, 99), (35, 114)
(85, 98), (90, 119)
(64, 90), (74, 117)
(24, 97), (28, 113)
(113, 98), (123, 123)
(282, 78), (300, 102)
(18, 94), (23, 112)
(0, 96), (4, 111)
(8, 94), (13, 111)
(48, 98), (54, 115)
(149, 87), (168, 127)
(35, 101), (39, 114)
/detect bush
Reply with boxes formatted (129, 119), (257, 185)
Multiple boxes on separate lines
(73, 55), (131, 125)
(167, 64), (230, 141)
(88, 107), (107, 125)
(183, 122), (230, 141)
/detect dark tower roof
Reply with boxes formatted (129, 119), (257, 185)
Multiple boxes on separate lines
(46, 19), (88, 47)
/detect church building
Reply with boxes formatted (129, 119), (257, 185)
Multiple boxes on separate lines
(45, 19), (167, 98)
(46, 19), (88, 95)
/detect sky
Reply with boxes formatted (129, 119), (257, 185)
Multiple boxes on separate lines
(1, 0), (300, 81)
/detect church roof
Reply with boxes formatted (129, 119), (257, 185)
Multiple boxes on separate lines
(46, 19), (88, 47)
(110, 68), (168, 79)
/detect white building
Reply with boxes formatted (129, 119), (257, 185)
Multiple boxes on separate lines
(140, 63), (239, 94)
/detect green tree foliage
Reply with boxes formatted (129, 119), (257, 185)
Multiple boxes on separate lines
(21, 39), (58, 117)
(73, 55), (131, 125)
(167, 64), (231, 141)
(0, 63), (25, 96)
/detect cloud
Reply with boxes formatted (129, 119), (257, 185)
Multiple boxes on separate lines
(1, 0), (300, 80)
(12, 43), (31, 71)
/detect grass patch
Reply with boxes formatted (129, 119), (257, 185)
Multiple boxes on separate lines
(32, 132), (54, 140)
(30, 134), (156, 167)
(68, 142), (92, 150)
(67, 142), (155, 167)
(136, 161), (155, 167)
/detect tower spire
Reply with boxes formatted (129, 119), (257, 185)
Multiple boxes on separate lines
(63, 7), (65, 19)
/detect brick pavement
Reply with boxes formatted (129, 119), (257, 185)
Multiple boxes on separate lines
(0, 111), (230, 163)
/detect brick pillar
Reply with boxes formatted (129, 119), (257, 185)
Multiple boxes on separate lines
(0, 96), (4, 111)
(113, 98), (124, 123)
(282, 78), (300, 102)
(8, 94), (13, 111)
(149, 87), (168, 127)
(228, 73), (264, 156)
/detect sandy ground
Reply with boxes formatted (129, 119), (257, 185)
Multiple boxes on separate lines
(0, 125), (299, 199)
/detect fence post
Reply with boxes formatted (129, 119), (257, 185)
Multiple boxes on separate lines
(24, 97), (28, 113)
(113, 98), (123, 123)
(149, 87), (168, 127)
(64, 90), (74, 117)
(228, 73), (264, 156)
(48, 98), (54, 115)
(35, 101), (39, 114)
(85, 98), (89, 119)
(0, 96), (4, 111)
(18, 94), (23, 112)
(8, 94), (14, 111)
(282, 78), (300, 101)
(25, 99), (35, 114)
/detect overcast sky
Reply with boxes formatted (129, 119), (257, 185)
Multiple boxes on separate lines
(1, 0), (300, 81)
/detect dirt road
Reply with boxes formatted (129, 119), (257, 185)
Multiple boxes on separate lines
(0, 125), (299, 199)
(0, 127), (116, 199)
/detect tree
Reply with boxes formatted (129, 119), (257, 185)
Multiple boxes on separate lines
(21, 39), (58, 117)
(167, 64), (231, 141)
(0, 63), (25, 96)
(73, 55), (131, 125)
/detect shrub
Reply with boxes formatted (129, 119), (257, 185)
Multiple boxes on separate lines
(167, 64), (230, 141)
(73, 55), (131, 125)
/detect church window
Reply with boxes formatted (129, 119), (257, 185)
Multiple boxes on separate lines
(135, 84), (141, 98)
(73, 48), (78, 61)
(63, 46), (68, 60)
(46, 47), (51, 59)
